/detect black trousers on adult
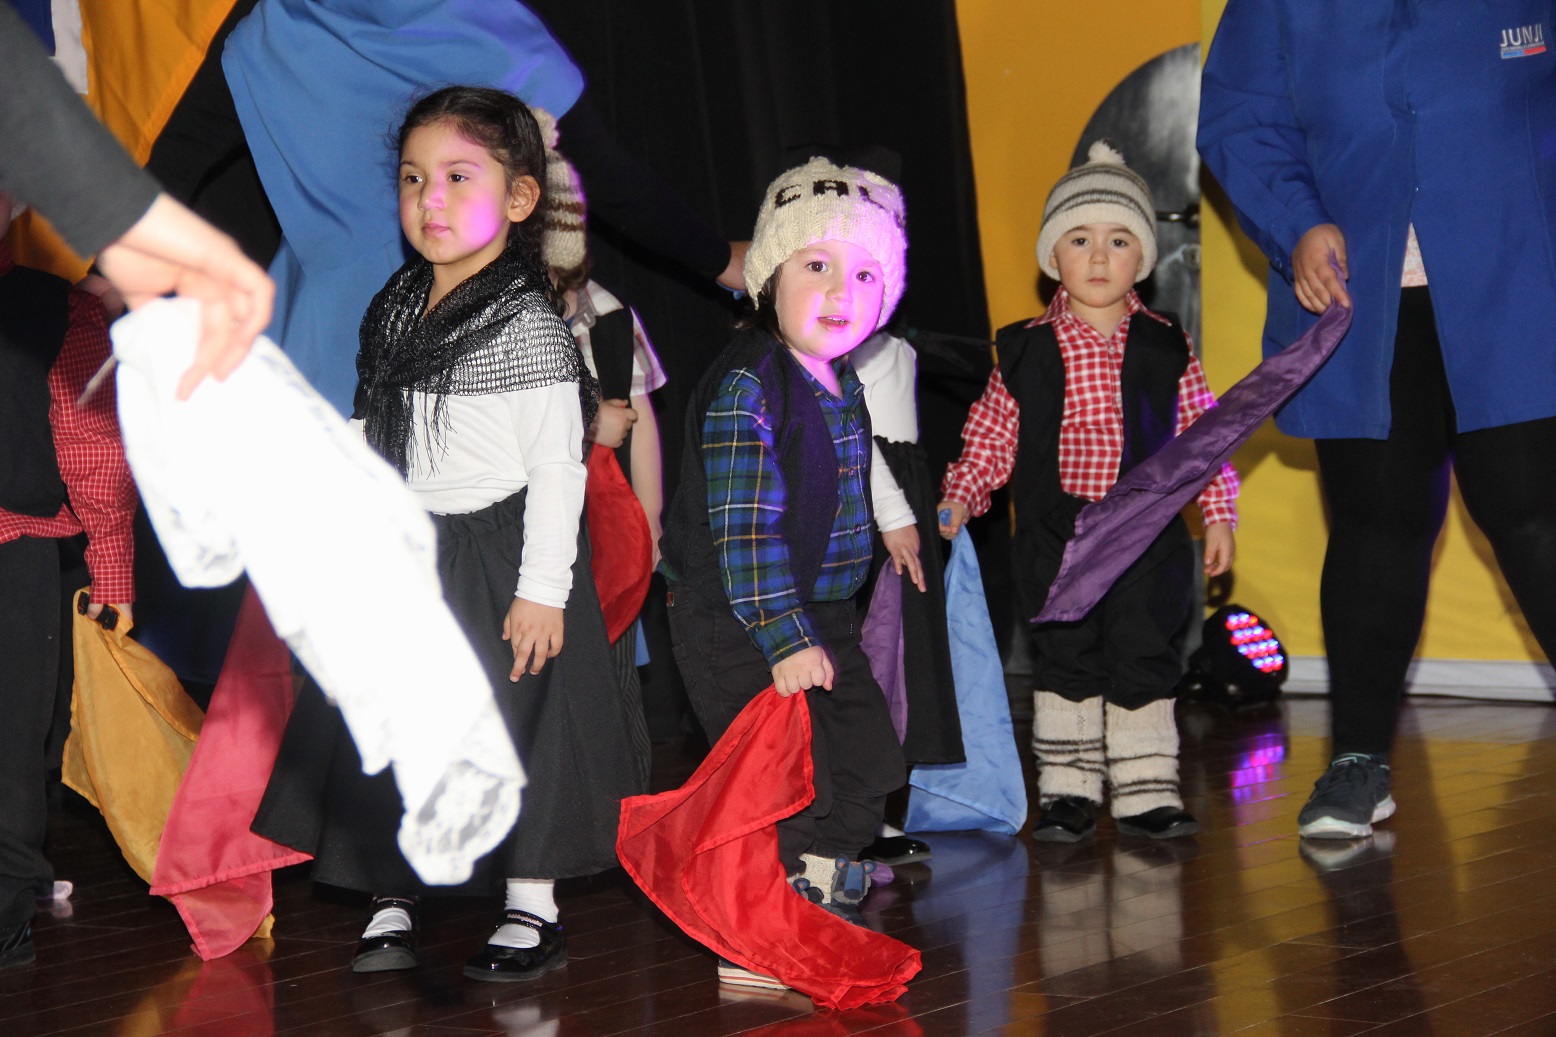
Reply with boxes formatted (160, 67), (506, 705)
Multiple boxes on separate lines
(1318, 286), (1556, 755)
(666, 583), (905, 872)
(0, 536), (60, 933)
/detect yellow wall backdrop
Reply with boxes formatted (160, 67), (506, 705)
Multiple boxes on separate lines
(957, 0), (1542, 665)
(1196, 0), (1542, 664)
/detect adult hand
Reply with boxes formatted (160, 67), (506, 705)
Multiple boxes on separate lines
(589, 398), (637, 449)
(1203, 521), (1236, 577)
(96, 193), (275, 400)
(771, 645), (834, 697)
(937, 499), (968, 540)
(881, 524), (927, 592)
(504, 597), (564, 682)
(1291, 223), (1350, 314)
(718, 240), (750, 293)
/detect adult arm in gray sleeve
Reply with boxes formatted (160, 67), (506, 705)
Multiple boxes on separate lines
(0, 6), (161, 255)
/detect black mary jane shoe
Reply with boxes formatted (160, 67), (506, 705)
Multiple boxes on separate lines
(1032, 796), (1099, 843)
(352, 895), (420, 973)
(0, 924), (35, 969)
(1116, 806), (1201, 840)
(860, 834), (932, 866)
(463, 909), (567, 983)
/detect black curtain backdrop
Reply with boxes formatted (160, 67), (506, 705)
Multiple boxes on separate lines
(525, 1), (1011, 657)
(524, 0), (991, 482)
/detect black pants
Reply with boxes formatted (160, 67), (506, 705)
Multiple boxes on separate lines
(0, 536), (60, 932)
(1318, 287), (1556, 755)
(1030, 520), (1194, 710)
(667, 583), (905, 871)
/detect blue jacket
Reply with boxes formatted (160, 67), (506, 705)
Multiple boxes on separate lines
(1199, 0), (1556, 438)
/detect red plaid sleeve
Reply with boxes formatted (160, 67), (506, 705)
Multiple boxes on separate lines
(52, 291), (137, 603)
(941, 367), (1019, 516)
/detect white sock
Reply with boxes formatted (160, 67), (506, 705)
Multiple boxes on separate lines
(877, 822), (905, 838)
(487, 878), (557, 949)
(362, 904), (412, 939)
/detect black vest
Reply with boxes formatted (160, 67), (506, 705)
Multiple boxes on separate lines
(0, 265), (71, 517)
(661, 328), (871, 607)
(997, 312), (1190, 620)
(588, 303), (637, 480)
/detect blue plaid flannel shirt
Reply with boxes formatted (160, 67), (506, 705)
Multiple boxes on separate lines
(702, 359), (873, 666)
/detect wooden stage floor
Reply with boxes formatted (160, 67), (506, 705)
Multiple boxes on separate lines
(7, 693), (1556, 1036)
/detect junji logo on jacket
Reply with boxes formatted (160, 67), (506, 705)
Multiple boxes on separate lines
(1501, 23), (1547, 59)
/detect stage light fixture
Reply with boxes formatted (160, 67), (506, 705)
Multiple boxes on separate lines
(1178, 603), (1288, 711)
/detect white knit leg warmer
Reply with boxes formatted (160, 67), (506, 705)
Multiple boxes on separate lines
(1032, 691), (1105, 805)
(1104, 699), (1182, 817)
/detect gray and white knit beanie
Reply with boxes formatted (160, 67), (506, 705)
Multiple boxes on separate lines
(529, 106), (588, 274)
(744, 156), (908, 329)
(1035, 140), (1156, 282)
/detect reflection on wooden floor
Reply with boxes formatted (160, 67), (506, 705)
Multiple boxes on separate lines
(7, 694), (1556, 1036)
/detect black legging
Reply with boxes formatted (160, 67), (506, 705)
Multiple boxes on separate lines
(1317, 287), (1556, 756)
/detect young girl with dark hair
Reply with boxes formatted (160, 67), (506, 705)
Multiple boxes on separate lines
(251, 86), (647, 982)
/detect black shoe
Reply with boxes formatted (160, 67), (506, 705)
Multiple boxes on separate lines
(352, 895), (419, 973)
(463, 910), (567, 983)
(0, 924), (34, 969)
(1033, 796), (1098, 842)
(859, 834), (932, 866)
(1117, 805), (1200, 840)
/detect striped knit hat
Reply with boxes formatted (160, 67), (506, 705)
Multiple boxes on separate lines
(1035, 140), (1156, 282)
(528, 106), (588, 274)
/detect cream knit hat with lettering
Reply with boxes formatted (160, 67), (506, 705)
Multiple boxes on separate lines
(744, 156), (908, 328)
(529, 106), (588, 274)
(1036, 140), (1157, 282)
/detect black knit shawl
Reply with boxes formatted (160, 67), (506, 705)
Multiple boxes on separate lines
(355, 239), (598, 475)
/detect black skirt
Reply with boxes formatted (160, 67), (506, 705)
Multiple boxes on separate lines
(872, 439), (965, 765)
(251, 490), (651, 894)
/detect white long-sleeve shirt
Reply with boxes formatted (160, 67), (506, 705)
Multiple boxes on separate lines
(399, 380), (586, 608)
(851, 332), (919, 534)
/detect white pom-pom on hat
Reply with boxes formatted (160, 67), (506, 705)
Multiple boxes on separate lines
(1086, 139), (1126, 165)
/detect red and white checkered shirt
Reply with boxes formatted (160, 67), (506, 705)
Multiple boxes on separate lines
(942, 287), (1238, 529)
(0, 246), (137, 603)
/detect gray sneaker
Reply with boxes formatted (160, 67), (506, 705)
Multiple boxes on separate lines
(1297, 753), (1395, 839)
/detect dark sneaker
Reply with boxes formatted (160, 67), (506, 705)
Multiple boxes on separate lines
(1297, 753), (1394, 839)
(1117, 806), (1201, 840)
(1033, 796), (1099, 842)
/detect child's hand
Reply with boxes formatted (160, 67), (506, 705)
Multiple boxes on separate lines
(1203, 521), (1236, 577)
(881, 524), (927, 592)
(771, 646), (834, 697)
(504, 597), (565, 682)
(589, 398), (637, 450)
(937, 500), (968, 540)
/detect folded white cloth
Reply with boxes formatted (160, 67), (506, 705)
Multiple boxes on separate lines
(111, 299), (523, 885)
